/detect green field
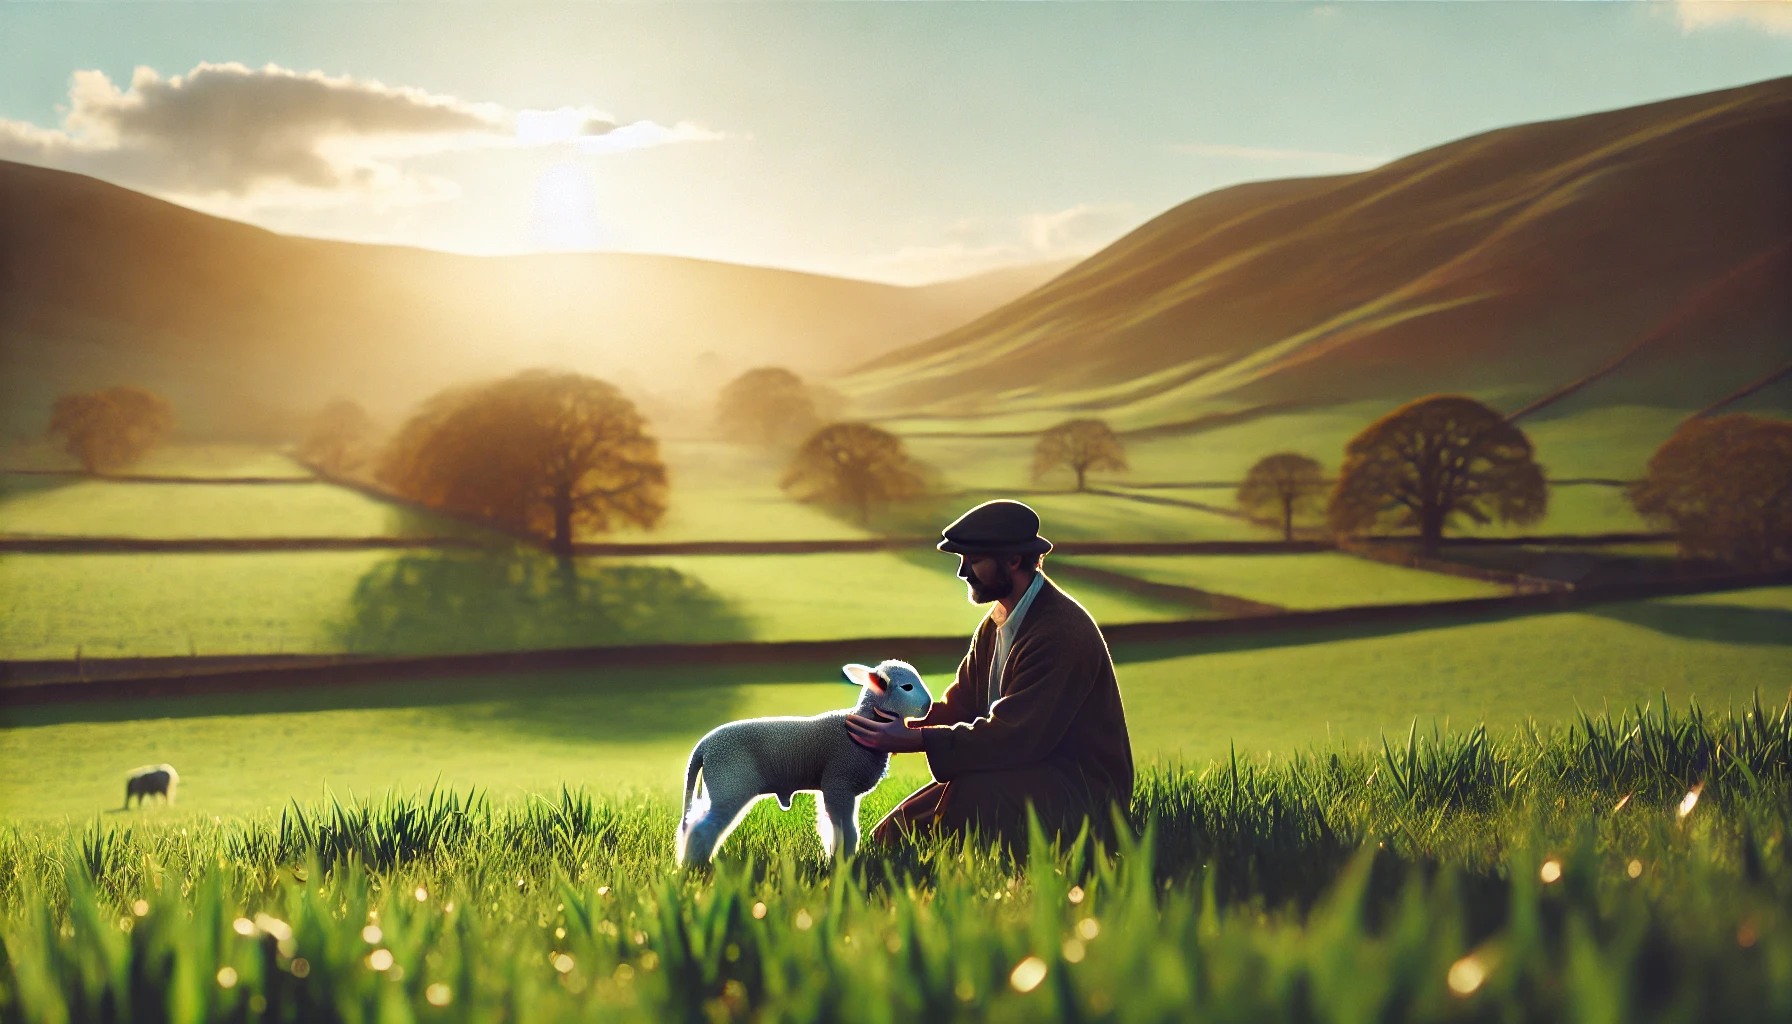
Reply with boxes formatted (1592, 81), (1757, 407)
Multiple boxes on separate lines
(0, 550), (1196, 660)
(0, 476), (471, 540)
(0, 442), (313, 478)
(1060, 552), (1509, 608)
(5, 587), (1786, 821)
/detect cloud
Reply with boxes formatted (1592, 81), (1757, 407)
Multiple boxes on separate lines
(1674, 0), (1792, 36)
(0, 62), (725, 206)
(875, 203), (1132, 284)
(1172, 142), (1386, 166)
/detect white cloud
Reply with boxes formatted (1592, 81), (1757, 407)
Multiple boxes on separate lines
(1675, 0), (1792, 36)
(875, 203), (1132, 284)
(0, 62), (726, 208)
(1172, 142), (1386, 166)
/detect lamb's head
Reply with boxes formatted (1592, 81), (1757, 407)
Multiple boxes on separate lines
(842, 660), (933, 720)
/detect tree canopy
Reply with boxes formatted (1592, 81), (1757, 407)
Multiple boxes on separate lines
(780, 422), (927, 526)
(47, 386), (175, 473)
(1328, 395), (1546, 555)
(1237, 452), (1327, 542)
(297, 399), (376, 478)
(1630, 414), (1792, 569)
(715, 367), (821, 447)
(1033, 418), (1127, 491)
(379, 371), (667, 556)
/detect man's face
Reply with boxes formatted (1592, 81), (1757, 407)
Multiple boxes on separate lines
(957, 554), (1017, 605)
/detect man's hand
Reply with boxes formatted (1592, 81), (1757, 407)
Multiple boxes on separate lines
(845, 710), (926, 753)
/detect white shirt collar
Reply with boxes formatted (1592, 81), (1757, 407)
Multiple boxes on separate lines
(998, 571), (1046, 640)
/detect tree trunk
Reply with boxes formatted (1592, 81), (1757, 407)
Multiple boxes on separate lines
(551, 486), (575, 560)
(1281, 496), (1294, 543)
(1075, 465), (1087, 491)
(1418, 505), (1444, 558)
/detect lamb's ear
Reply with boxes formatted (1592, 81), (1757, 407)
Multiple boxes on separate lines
(841, 664), (877, 688)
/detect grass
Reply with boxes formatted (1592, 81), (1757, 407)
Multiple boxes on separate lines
(0, 443), (313, 479)
(0, 477), (472, 540)
(0, 550), (1194, 660)
(4, 588), (1787, 822)
(2, 696), (1788, 1021)
(1060, 553), (1510, 608)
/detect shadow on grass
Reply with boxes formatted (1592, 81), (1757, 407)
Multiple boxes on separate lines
(1586, 600), (1792, 647)
(332, 548), (753, 655)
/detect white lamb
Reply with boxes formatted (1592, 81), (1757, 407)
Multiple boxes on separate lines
(677, 660), (933, 866)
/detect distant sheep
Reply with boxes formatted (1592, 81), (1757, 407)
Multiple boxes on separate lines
(124, 764), (179, 809)
(678, 660), (932, 866)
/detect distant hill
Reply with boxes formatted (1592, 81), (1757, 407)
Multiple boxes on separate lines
(843, 77), (1792, 430)
(0, 161), (1073, 439)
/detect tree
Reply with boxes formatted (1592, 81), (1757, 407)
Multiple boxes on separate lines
(780, 422), (927, 526)
(1629, 414), (1792, 569)
(1237, 453), (1327, 542)
(1328, 395), (1546, 556)
(379, 370), (667, 557)
(1033, 418), (1127, 491)
(715, 367), (821, 447)
(47, 386), (175, 473)
(297, 399), (376, 477)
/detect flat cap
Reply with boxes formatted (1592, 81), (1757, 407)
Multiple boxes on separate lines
(937, 499), (1053, 555)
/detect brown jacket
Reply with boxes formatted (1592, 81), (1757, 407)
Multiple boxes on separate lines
(917, 575), (1133, 813)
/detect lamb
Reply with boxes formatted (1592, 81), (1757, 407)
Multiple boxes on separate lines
(677, 660), (932, 866)
(124, 764), (179, 809)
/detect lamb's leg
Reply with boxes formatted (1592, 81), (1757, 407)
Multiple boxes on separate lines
(819, 789), (861, 860)
(682, 788), (755, 867)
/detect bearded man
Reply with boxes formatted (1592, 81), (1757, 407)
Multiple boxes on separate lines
(844, 499), (1134, 848)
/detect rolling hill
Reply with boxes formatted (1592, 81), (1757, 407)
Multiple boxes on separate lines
(843, 77), (1792, 431)
(0, 161), (1073, 439)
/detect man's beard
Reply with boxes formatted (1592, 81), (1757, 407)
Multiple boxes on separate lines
(962, 561), (1013, 605)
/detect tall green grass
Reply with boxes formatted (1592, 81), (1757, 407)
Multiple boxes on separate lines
(4, 695), (1788, 1022)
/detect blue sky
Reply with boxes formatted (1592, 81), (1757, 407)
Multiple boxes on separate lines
(3, 1), (1789, 283)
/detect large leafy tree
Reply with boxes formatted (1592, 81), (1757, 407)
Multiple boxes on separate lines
(1033, 418), (1128, 491)
(379, 371), (667, 557)
(1630, 414), (1792, 569)
(781, 422), (927, 526)
(1328, 395), (1546, 555)
(715, 367), (821, 447)
(48, 386), (175, 473)
(1237, 452), (1327, 542)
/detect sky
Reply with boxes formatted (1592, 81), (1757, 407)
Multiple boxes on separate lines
(3, 1), (1790, 285)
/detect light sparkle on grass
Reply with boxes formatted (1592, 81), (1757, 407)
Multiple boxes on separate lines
(426, 983), (452, 1006)
(1678, 784), (1702, 819)
(1540, 860), (1563, 884)
(362, 924), (382, 943)
(368, 949), (395, 972)
(216, 967), (237, 988)
(1447, 955), (1486, 995)
(1010, 956), (1048, 993)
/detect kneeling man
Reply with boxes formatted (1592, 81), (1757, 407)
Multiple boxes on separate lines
(845, 500), (1133, 847)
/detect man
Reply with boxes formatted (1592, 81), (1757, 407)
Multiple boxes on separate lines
(845, 499), (1133, 848)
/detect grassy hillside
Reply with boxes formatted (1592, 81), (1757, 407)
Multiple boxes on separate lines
(844, 77), (1792, 430)
(0, 160), (1069, 439)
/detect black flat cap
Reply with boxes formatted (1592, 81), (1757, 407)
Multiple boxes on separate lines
(938, 499), (1053, 555)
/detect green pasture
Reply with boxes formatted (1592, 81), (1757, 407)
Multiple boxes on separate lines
(0, 476), (472, 540)
(0, 442), (312, 479)
(4, 587), (1786, 821)
(0, 550), (1193, 660)
(1060, 552), (1508, 608)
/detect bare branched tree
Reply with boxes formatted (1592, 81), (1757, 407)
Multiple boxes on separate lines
(380, 371), (667, 557)
(1328, 395), (1546, 555)
(298, 399), (376, 477)
(715, 367), (821, 447)
(780, 422), (927, 526)
(48, 386), (175, 473)
(1630, 414), (1792, 569)
(1033, 419), (1128, 491)
(1238, 453), (1327, 541)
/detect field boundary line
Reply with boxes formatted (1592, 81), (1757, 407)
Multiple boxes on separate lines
(4, 569), (1785, 706)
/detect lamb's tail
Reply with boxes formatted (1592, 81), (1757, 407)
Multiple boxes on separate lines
(679, 741), (705, 834)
